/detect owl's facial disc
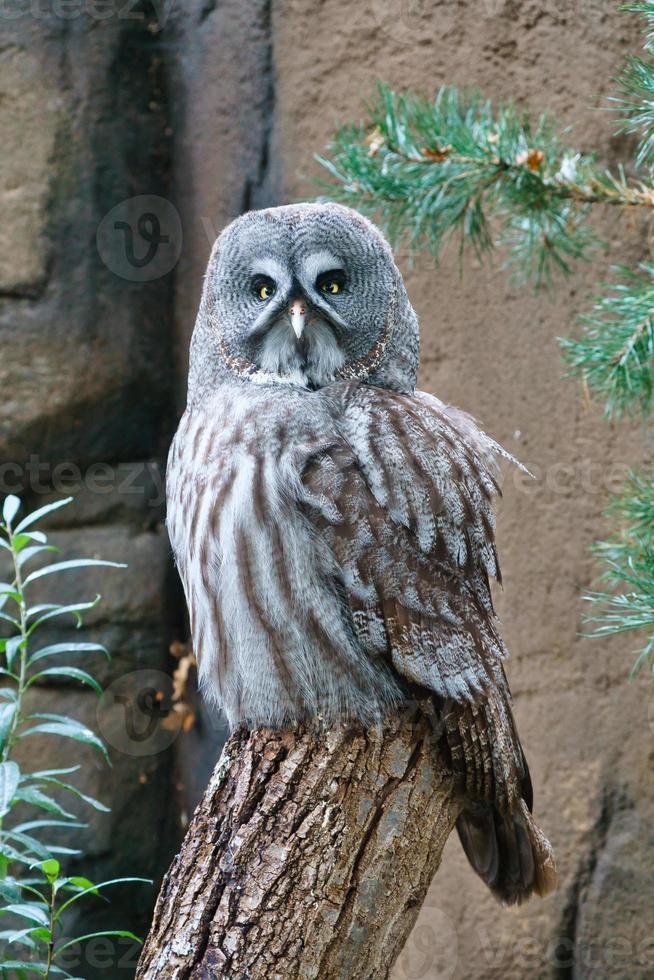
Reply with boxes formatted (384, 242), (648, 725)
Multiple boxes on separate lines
(207, 206), (409, 392)
(248, 255), (349, 388)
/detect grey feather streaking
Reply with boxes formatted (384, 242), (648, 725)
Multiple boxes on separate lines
(167, 202), (557, 905)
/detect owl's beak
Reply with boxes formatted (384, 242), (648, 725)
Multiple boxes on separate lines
(289, 298), (307, 339)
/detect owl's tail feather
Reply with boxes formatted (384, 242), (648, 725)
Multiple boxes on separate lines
(456, 799), (558, 906)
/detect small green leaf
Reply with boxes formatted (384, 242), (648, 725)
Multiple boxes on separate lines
(0, 925), (40, 946)
(0, 842), (33, 865)
(25, 603), (59, 617)
(27, 667), (103, 696)
(22, 766), (80, 779)
(28, 642), (109, 666)
(27, 598), (100, 633)
(0, 702), (17, 752)
(12, 533), (48, 553)
(0, 761), (20, 817)
(0, 903), (49, 925)
(56, 877), (151, 916)
(16, 545), (58, 567)
(0, 880), (23, 903)
(56, 929), (142, 954)
(25, 777), (109, 813)
(3, 831), (52, 861)
(14, 497), (72, 533)
(0, 962), (52, 974)
(65, 876), (97, 893)
(0, 593), (21, 610)
(41, 858), (60, 883)
(12, 786), (75, 820)
(4, 882), (47, 904)
(0, 583), (20, 610)
(26, 713), (81, 724)
(2, 496), (21, 525)
(23, 559), (127, 587)
(13, 819), (86, 834)
(20, 531), (46, 544)
(19, 722), (109, 764)
(5, 635), (26, 671)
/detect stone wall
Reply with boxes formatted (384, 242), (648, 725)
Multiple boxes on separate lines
(3, 1), (654, 977)
(1, 5), (181, 975)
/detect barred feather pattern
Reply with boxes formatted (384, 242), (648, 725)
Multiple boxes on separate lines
(167, 202), (556, 905)
(167, 377), (557, 903)
(166, 381), (403, 730)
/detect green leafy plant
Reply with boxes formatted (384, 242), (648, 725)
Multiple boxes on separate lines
(583, 470), (654, 675)
(318, 1), (654, 678)
(0, 495), (147, 978)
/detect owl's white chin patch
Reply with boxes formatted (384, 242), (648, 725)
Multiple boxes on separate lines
(258, 316), (346, 388)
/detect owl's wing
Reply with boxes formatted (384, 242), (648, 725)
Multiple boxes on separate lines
(301, 382), (555, 903)
(303, 381), (512, 701)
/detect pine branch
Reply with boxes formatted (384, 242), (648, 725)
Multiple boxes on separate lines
(613, 54), (654, 168)
(317, 85), (654, 286)
(624, 0), (654, 50)
(583, 471), (654, 678)
(560, 264), (654, 418)
(607, 4), (654, 168)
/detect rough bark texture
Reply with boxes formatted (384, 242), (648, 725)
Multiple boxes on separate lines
(137, 713), (459, 980)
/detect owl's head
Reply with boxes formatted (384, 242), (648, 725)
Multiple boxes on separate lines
(189, 202), (419, 395)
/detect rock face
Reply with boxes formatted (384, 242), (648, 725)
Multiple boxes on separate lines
(3, 1), (654, 977)
(1, 6), (181, 975)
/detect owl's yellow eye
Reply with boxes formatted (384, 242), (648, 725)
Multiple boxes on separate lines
(316, 269), (346, 296)
(253, 276), (276, 301)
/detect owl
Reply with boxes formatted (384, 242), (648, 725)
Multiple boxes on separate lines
(167, 202), (557, 905)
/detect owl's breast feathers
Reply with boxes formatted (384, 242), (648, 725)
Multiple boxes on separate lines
(167, 379), (556, 904)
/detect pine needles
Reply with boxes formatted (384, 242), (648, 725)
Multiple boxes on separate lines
(561, 263), (654, 418)
(584, 470), (654, 678)
(318, 85), (653, 285)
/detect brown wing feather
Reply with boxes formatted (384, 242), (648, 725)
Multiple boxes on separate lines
(301, 382), (556, 904)
(303, 383), (508, 703)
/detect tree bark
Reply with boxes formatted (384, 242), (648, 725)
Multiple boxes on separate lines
(136, 710), (459, 980)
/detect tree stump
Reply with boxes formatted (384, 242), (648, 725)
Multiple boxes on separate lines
(136, 709), (459, 980)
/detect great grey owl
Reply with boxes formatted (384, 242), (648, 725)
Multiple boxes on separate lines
(167, 202), (557, 905)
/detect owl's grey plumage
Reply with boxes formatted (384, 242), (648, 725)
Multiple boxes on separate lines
(167, 202), (557, 904)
